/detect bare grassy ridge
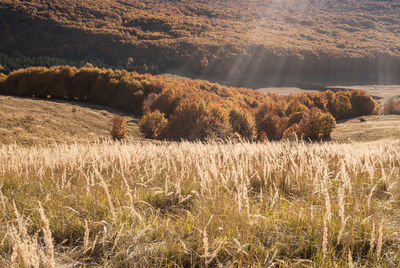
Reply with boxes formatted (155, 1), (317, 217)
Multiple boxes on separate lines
(0, 95), (141, 145)
(0, 140), (399, 266)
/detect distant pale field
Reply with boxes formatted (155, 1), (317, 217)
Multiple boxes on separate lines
(257, 84), (400, 105)
(332, 115), (400, 142)
(0, 140), (399, 266)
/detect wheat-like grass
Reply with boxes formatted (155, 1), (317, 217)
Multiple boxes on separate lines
(0, 139), (398, 266)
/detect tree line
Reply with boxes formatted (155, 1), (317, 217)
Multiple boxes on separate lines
(0, 66), (380, 141)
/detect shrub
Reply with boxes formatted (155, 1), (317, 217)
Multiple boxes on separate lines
(298, 108), (323, 141)
(164, 98), (206, 140)
(384, 97), (400, 115)
(309, 93), (328, 112)
(2, 66), (155, 115)
(255, 101), (276, 129)
(298, 109), (336, 141)
(258, 131), (267, 143)
(325, 90), (336, 113)
(297, 94), (313, 108)
(147, 88), (183, 117)
(110, 116), (128, 140)
(0, 66), (380, 142)
(331, 93), (352, 119)
(189, 114), (231, 141)
(229, 108), (256, 139)
(319, 113), (336, 140)
(257, 113), (287, 141)
(286, 100), (309, 115)
(162, 98), (232, 141)
(274, 100), (287, 116)
(288, 111), (305, 126)
(188, 104), (231, 141)
(282, 123), (300, 140)
(349, 90), (380, 116)
(0, 73), (6, 82)
(139, 110), (168, 139)
(0, 73), (6, 93)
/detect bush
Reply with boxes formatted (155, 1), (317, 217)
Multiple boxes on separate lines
(258, 131), (267, 143)
(309, 93), (328, 111)
(257, 113), (287, 141)
(188, 104), (231, 141)
(164, 98), (206, 140)
(298, 108), (336, 141)
(255, 101), (277, 138)
(146, 88), (183, 117)
(162, 98), (231, 141)
(287, 111), (305, 126)
(139, 110), (168, 139)
(229, 108), (256, 139)
(297, 94), (313, 108)
(286, 100), (309, 115)
(110, 116), (128, 140)
(319, 113), (336, 140)
(331, 93), (352, 119)
(298, 108), (323, 141)
(349, 90), (380, 116)
(189, 114), (231, 141)
(384, 97), (400, 114)
(2, 66), (155, 115)
(274, 100), (287, 116)
(325, 90), (336, 113)
(282, 123), (300, 140)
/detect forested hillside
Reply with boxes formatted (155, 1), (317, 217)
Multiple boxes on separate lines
(0, 66), (380, 141)
(1, 0), (399, 83)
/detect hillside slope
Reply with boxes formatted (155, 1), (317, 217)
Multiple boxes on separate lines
(0, 95), (141, 145)
(1, 66), (382, 142)
(1, 0), (399, 84)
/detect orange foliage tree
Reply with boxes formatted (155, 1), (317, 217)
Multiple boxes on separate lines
(139, 110), (168, 139)
(110, 116), (128, 140)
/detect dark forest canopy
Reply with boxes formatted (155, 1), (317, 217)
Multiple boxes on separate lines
(0, 0), (399, 83)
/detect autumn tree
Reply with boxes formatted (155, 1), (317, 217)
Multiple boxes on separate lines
(229, 108), (256, 139)
(319, 113), (336, 140)
(139, 110), (168, 139)
(331, 93), (352, 119)
(298, 108), (323, 141)
(349, 90), (380, 116)
(110, 116), (128, 140)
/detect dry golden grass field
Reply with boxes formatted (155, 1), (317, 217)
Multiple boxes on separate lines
(0, 96), (400, 266)
(1, 138), (400, 266)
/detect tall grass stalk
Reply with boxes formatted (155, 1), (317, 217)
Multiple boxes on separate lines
(0, 140), (398, 266)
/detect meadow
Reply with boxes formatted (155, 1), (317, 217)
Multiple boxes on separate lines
(1, 1), (399, 267)
(1, 139), (399, 266)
